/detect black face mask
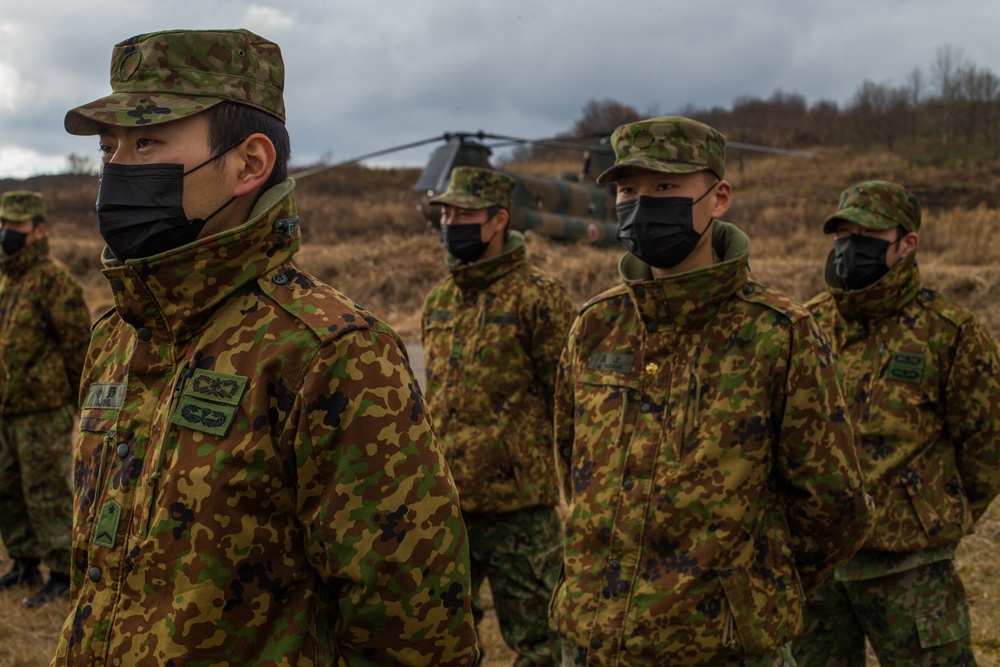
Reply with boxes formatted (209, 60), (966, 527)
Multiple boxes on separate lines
(615, 186), (715, 269)
(439, 219), (498, 263)
(833, 234), (896, 290)
(96, 143), (242, 261)
(0, 228), (28, 258)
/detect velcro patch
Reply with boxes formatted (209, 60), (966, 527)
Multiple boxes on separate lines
(84, 383), (127, 410)
(170, 370), (247, 436)
(93, 500), (122, 548)
(429, 310), (453, 322)
(887, 352), (925, 384)
(588, 353), (635, 373)
(486, 314), (519, 325)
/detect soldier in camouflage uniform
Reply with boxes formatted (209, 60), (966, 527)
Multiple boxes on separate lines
(422, 166), (575, 666)
(792, 181), (1000, 666)
(0, 191), (90, 608)
(53, 29), (478, 666)
(551, 116), (874, 666)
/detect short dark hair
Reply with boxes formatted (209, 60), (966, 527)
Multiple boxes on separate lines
(204, 102), (291, 197)
(703, 171), (720, 187)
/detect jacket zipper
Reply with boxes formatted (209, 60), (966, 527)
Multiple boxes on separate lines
(143, 361), (192, 537)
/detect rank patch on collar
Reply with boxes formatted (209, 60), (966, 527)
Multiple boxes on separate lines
(588, 353), (635, 373)
(887, 352), (924, 384)
(84, 383), (127, 410)
(429, 309), (452, 322)
(170, 370), (247, 436)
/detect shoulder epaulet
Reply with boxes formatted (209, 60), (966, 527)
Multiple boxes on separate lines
(736, 280), (811, 323)
(579, 283), (630, 316)
(259, 263), (390, 345)
(916, 287), (975, 329)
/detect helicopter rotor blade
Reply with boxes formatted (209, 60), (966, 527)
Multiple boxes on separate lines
(290, 134), (449, 180)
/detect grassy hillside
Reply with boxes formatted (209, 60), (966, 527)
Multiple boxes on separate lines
(1, 147), (998, 665)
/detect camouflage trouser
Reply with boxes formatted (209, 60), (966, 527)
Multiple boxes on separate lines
(792, 559), (975, 666)
(464, 505), (562, 667)
(0, 404), (75, 573)
(560, 640), (796, 666)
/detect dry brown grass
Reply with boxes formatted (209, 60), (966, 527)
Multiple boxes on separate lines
(2, 147), (999, 665)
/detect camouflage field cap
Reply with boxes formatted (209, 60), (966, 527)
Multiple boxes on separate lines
(65, 29), (285, 136)
(0, 191), (45, 222)
(823, 180), (921, 234)
(429, 167), (515, 210)
(596, 115), (727, 184)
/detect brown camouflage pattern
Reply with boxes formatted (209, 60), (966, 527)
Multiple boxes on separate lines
(822, 180), (922, 234)
(52, 180), (479, 666)
(429, 166), (515, 211)
(0, 190), (46, 222)
(551, 221), (872, 665)
(421, 231), (576, 513)
(65, 29), (285, 136)
(597, 115), (727, 185)
(0, 404), (76, 572)
(0, 237), (91, 416)
(806, 253), (1000, 559)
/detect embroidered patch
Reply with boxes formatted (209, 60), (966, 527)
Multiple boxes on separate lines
(93, 500), (122, 548)
(887, 352), (925, 384)
(588, 353), (635, 373)
(83, 383), (127, 410)
(170, 370), (247, 436)
(187, 369), (247, 406)
(429, 309), (453, 322)
(486, 314), (519, 325)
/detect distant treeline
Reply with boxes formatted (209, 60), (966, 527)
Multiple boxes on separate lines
(519, 45), (998, 164)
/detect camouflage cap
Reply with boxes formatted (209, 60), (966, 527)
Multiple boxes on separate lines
(65, 29), (285, 136)
(429, 167), (515, 210)
(0, 191), (45, 222)
(823, 180), (921, 234)
(596, 116), (727, 184)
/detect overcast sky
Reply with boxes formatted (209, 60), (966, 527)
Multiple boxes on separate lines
(1, 0), (998, 179)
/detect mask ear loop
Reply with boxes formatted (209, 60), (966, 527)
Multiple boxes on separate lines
(182, 138), (248, 226)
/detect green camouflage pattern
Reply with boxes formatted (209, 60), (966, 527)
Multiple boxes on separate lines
(421, 231), (576, 513)
(465, 507), (563, 666)
(597, 115), (727, 184)
(807, 253), (1000, 558)
(822, 180), (921, 234)
(563, 642), (797, 666)
(794, 559), (974, 666)
(551, 221), (872, 666)
(0, 237), (91, 416)
(0, 190), (46, 222)
(0, 404), (75, 572)
(429, 166), (516, 210)
(52, 180), (479, 666)
(65, 28), (285, 136)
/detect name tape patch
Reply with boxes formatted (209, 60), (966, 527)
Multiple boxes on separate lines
(588, 353), (635, 373)
(84, 383), (127, 410)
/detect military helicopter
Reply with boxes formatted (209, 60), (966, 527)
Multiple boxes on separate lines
(291, 130), (813, 246)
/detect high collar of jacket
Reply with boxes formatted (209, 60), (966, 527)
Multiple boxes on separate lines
(824, 250), (921, 322)
(619, 220), (750, 330)
(101, 178), (301, 344)
(0, 236), (49, 278)
(447, 230), (526, 291)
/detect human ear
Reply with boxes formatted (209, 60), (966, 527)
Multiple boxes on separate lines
(710, 180), (733, 218)
(232, 133), (277, 198)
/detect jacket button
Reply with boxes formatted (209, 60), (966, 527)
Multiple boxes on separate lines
(110, 278), (125, 291)
(272, 273), (289, 285)
(623, 478), (635, 491)
(640, 403), (652, 413)
(137, 328), (152, 342)
(647, 323), (658, 333)
(116, 443), (129, 458)
(609, 559), (621, 570)
(88, 567), (101, 582)
(743, 285), (755, 294)
(590, 638), (602, 649)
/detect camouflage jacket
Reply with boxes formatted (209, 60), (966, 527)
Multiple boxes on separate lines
(551, 222), (872, 666)
(0, 237), (90, 416)
(807, 254), (1000, 569)
(421, 232), (575, 513)
(52, 180), (479, 667)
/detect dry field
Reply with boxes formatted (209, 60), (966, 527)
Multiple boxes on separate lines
(1, 146), (998, 665)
